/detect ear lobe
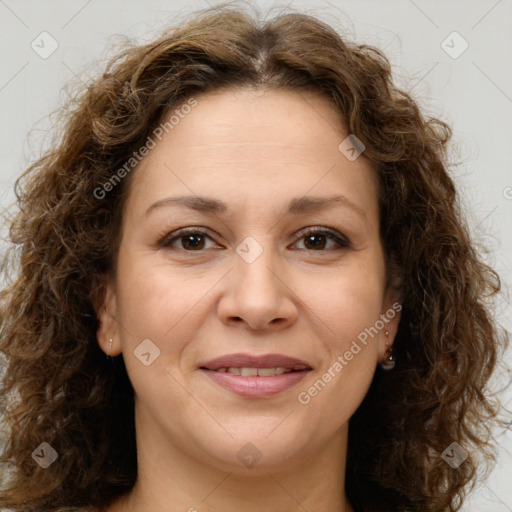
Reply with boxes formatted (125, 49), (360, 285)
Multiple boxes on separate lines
(379, 294), (402, 362)
(94, 274), (118, 355)
(383, 301), (402, 339)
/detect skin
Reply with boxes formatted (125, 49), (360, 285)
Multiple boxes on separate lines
(97, 86), (401, 512)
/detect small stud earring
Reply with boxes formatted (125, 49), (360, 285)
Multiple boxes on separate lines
(380, 334), (395, 371)
(108, 338), (113, 357)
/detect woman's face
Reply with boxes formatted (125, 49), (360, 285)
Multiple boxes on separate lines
(98, 86), (400, 474)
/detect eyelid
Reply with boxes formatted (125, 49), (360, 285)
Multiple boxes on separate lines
(158, 225), (352, 251)
(158, 226), (220, 249)
(293, 226), (351, 249)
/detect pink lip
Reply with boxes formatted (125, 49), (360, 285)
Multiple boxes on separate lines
(200, 353), (312, 371)
(199, 352), (312, 398)
(202, 369), (310, 398)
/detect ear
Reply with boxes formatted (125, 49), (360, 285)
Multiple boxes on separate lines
(380, 295), (402, 341)
(95, 274), (122, 356)
(378, 265), (403, 360)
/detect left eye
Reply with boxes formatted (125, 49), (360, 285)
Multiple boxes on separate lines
(294, 228), (350, 251)
(160, 227), (350, 252)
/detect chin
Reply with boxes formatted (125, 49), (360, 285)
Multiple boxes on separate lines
(189, 423), (315, 473)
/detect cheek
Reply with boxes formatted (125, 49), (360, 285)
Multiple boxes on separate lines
(327, 285), (382, 374)
(306, 254), (386, 346)
(296, 295), (381, 434)
(115, 254), (202, 342)
(294, 257), (384, 414)
(114, 257), (200, 407)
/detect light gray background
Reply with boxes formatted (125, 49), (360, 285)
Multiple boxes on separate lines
(1, 0), (511, 510)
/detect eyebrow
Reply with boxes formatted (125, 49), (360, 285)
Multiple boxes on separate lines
(145, 194), (366, 220)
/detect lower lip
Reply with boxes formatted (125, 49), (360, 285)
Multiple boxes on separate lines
(201, 369), (310, 398)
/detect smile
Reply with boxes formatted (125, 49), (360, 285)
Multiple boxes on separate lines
(201, 369), (311, 398)
(214, 366), (306, 376)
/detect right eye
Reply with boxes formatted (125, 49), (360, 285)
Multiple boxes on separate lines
(159, 228), (222, 251)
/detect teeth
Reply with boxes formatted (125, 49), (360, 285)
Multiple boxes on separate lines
(257, 368), (278, 376)
(240, 367), (258, 376)
(218, 367), (293, 376)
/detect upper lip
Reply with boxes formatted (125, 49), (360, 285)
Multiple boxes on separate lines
(200, 353), (312, 371)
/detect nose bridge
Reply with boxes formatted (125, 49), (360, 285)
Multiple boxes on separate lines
(221, 234), (296, 330)
(234, 234), (280, 302)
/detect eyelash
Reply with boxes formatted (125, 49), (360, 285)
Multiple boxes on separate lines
(158, 226), (351, 253)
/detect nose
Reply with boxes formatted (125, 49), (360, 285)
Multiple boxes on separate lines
(217, 242), (298, 331)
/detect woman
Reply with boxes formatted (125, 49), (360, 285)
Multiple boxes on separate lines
(0, 3), (508, 511)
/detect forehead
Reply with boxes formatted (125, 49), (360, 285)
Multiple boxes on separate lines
(126, 87), (379, 223)
(158, 87), (348, 159)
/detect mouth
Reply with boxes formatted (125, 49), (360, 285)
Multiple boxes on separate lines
(199, 353), (312, 398)
(200, 353), (312, 372)
(210, 366), (305, 376)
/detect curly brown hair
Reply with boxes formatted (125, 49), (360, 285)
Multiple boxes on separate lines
(0, 2), (509, 511)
